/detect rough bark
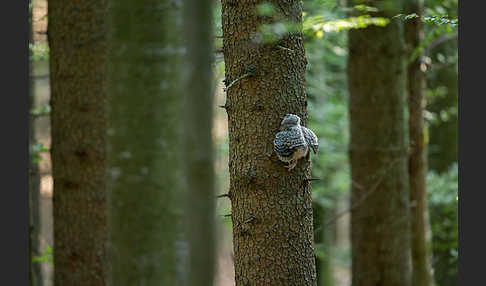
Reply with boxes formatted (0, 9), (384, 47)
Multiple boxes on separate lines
(182, 0), (216, 285)
(347, 1), (412, 285)
(29, 2), (43, 284)
(107, 0), (183, 285)
(48, 0), (108, 285)
(221, 1), (317, 285)
(405, 1), (435, 285)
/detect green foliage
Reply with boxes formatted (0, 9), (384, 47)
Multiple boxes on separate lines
(29, 42), (49, 61)
(411, 0), (458, 63)
(213, 0), (458, 283)
(30, 143), (49, 163)
(423, 15), (458, 27)
(304, 3), (349, 204)
(425, 85), (457, 126)
(426, 0), (458, 19)
(394, 13), (457, 27)
(424, 3), (458, 282)
(30, 104), (51, 162)
(427, 164), (458, 286)
(314, 242), (327, 260)
(391, 9), (458, 65)
(255, 2), (391, 43)
(303, 7), (351, 280)
(32, 244), (53, 266)
(302, 1), (458, 284)
(31, 103), (51, 117)
(303, 14), (389, 37)
(213, 3), (222, 46)
(424, 0), (458, 174)
(408, 23), (454, 63)
(353, 4), (379, 13)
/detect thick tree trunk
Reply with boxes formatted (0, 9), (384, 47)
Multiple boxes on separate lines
(405, 1), (435, 285)
(107, 1), (183, 285)
(182, 0), (216, 285)
(347, 2), (412, 285)
(221, 1), (317, 285)
(48, 1), (108, 285)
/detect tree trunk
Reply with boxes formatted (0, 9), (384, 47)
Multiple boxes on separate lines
(106, 1), (183, 285)
(347, 2), (412, 285)
(182, 0), (216, 285)
(221, 1), (317, 285)
(405, 1), (435, 285)
(48, 0), (108, 285)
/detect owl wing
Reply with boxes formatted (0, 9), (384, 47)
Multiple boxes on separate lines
(274, 127), (306, 158)
(301, 126), (319, 154)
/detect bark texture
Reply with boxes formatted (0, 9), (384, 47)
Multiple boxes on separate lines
(221, 1), (317, 285)
(405, 1), (435, 285)
(48, 0), (108, 285)
(182, 0), (216, 285)
(347, 2), (412, 285)
(107, 0), (183, 285)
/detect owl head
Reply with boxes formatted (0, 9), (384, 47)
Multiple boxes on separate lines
(280, 114), (301, 130)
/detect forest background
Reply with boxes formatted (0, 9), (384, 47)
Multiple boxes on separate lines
(29, 0), (458, 285)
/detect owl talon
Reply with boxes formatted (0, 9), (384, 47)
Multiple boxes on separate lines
(286, 160), (297, 171)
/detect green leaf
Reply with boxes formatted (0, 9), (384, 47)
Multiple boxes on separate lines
(29, 42), (50, 61)
(353, 4), (379, 13)
(32, 244), (54, 266)
(303, 15), (390, 37)
(30, 143), (50, 163)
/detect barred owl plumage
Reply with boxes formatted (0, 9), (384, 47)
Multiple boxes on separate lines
(301, 126), (318, 155)
(273, 114), (319, 171)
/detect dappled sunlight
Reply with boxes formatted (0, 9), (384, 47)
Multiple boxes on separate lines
(28, 0), (457, 285)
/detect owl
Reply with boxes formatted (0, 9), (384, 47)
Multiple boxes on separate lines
(273, 114), (319, 171)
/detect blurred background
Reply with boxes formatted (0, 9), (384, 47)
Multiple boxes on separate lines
(30, 0), (457, 285)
